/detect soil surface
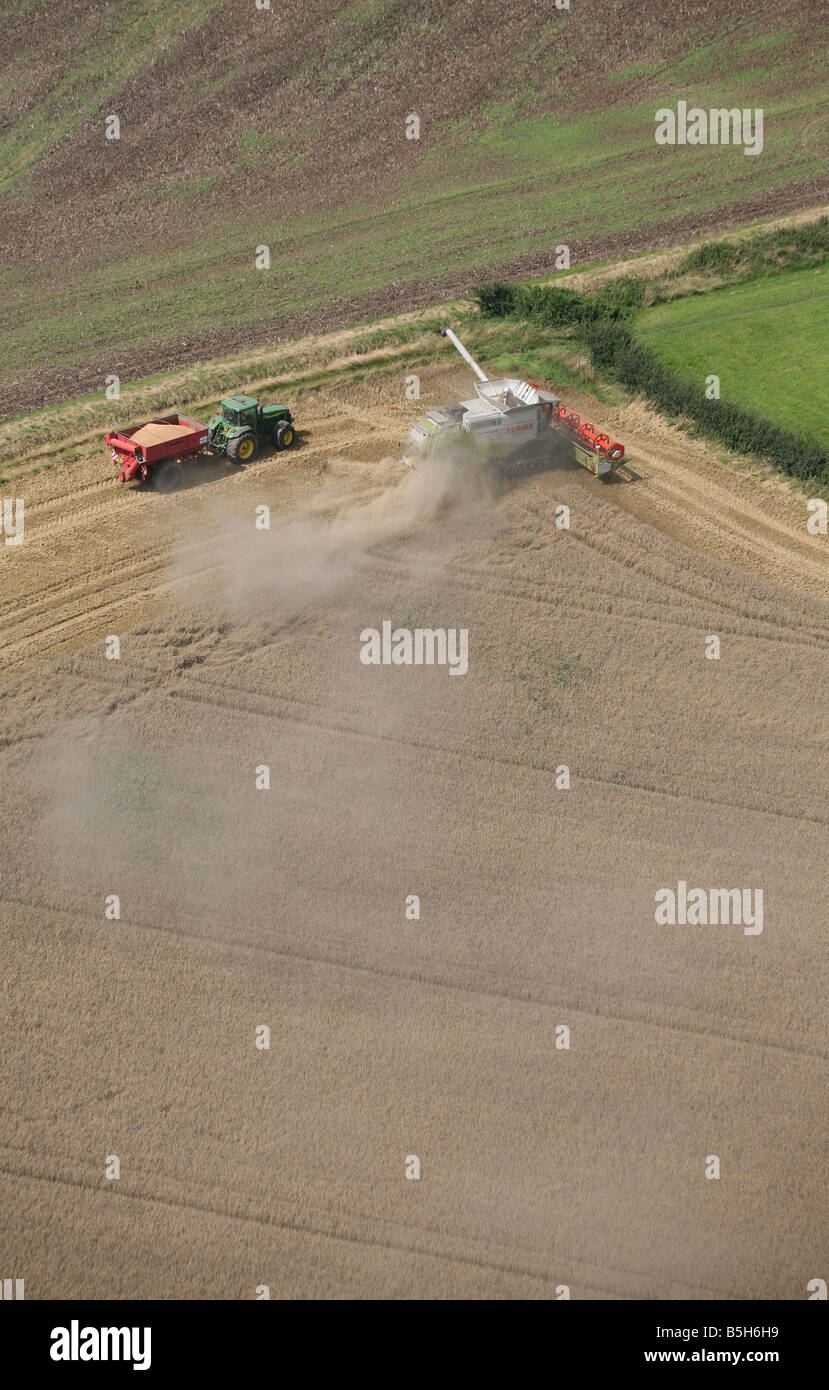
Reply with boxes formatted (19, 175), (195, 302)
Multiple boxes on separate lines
(1, 365), (826, 1297)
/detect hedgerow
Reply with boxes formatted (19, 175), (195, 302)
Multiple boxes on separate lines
(675, 215), (829, 279)
(474, 271), (829, 485)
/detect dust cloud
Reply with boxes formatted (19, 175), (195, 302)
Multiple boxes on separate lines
(170, 449), (502, 624)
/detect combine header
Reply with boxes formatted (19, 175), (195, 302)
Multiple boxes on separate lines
(403, 327), (624, 477)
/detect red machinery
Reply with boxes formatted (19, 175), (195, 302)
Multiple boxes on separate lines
(105, 414), (209, 490)
(403, 327), (626, 477)
(549, 402), (625, 462)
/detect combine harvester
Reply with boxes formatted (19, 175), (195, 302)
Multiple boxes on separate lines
(403, 327), (625, 478)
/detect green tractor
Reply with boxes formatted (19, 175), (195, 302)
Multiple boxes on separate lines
(207, 393), (295, 463)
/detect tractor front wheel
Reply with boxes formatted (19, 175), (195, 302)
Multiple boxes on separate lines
(274, 421), (295, 450)
(152, 459), (184, 493)
(227, 432), (257, 463)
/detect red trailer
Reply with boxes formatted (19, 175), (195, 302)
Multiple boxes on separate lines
(105, 413), (209, 491)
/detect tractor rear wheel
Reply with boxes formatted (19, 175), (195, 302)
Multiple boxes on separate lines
(274, 421), (295, 450)
(152, 459), (184, 493)
(228, 432), (257, 463)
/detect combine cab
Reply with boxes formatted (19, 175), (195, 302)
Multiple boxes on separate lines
(403, 327), (624, 477)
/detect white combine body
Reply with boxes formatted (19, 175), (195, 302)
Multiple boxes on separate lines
(404, 327), (625, 477)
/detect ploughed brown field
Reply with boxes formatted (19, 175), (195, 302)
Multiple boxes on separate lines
(0, 367), (826, 1298)
(2, 0), (828, 418)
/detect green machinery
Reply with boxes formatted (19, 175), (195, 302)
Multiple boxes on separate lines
(207, 393), (295, 462)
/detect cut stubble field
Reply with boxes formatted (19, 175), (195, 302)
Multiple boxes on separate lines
(0, 354), (826, 1297)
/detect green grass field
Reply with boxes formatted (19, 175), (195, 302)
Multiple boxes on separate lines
(635, 267), (829, 445)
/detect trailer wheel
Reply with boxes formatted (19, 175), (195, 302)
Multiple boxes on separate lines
(152, 459), (184, 493)
(227, 432), (257, 463)
(274, 421), (294, 450)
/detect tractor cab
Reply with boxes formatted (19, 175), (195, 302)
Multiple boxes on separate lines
(220, 394), (259, 430)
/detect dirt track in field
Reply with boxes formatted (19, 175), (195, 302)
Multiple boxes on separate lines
(0, 366), (827, 1298)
